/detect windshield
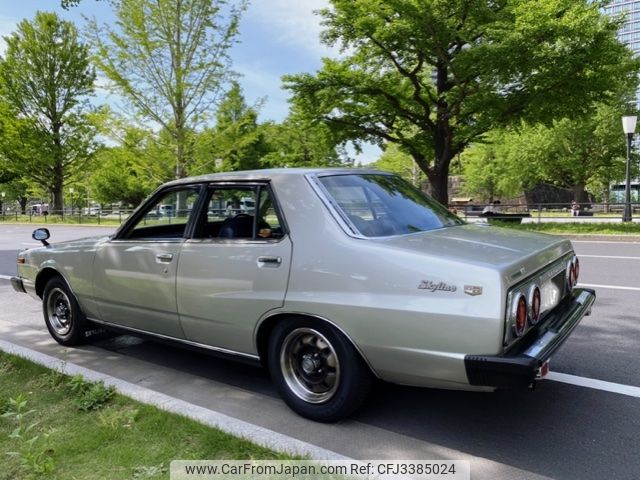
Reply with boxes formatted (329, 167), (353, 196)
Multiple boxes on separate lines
(318, 174), (464, 237)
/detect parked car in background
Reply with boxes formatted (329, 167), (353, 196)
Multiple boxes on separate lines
(11, 169), (595, 421)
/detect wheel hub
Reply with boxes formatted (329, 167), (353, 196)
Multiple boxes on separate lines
(301, 353), (321, 374)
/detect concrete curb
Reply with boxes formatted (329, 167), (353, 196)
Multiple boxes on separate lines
(0, 338), (349, 461)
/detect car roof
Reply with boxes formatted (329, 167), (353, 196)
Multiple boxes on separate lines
(162, 167), (390, 187)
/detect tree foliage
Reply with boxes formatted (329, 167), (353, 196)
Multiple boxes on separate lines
(463, 103), (630, 203)
(91, 124), (175, 205)
(285, 0), (639, 203)
(192, 82), (268, 174)
(261, 107), (350, 168)
(87, 0), (246, 179)
(371, 145), (426, 187)
(0, 12), (97, 211)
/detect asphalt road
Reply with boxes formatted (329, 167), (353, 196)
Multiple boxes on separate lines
(0, 225), (638, 480)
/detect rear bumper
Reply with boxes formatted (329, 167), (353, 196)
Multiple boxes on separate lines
(10, 276), (27, 294)
(464, 288), (596, 388)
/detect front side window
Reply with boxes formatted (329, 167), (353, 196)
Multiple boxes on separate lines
(318, 174), (463, 237)
(126, 187), (201, 239)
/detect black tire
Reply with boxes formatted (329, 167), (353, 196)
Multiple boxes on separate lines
(42, 276), (88, 346)
(267, 317), (372, 422)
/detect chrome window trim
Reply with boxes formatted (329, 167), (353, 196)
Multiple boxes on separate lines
(305, 173), (366, 239)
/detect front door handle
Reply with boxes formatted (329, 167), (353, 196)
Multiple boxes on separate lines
(156, 253), (174, 263)
(257, 256), (282, 266)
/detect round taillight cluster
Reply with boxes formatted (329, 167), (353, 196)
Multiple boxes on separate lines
(529, 285), (541, 325)
(566, 256), (579, 290)
(513, 294), (527, 337)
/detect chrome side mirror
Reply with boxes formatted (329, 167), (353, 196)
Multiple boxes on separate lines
(32, 228), (50, 246)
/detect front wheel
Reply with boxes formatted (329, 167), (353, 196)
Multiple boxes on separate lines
(267, 318), (372, 422)
(42, 277), (88, 346)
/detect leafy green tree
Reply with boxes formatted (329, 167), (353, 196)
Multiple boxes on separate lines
(192, 82), (268, 173)
(0, 12), (97, 212)
(261, 108), (350, 168)
(463, 102), (629, 203)
(87, 0), (247, 179)
(285, 0), (639, 204)
(91, 127), (174, 206)
(372, 145), (425, 187)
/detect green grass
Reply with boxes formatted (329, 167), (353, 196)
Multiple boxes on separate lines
(492, 221), (640, 235)
(0, 353), (292, 480)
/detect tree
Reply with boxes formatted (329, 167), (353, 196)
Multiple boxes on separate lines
(261, 107), (351, 168)
(463, 102), (630, 203)
(91, 126), (175, 205)
(0, 12), (97, 212)
(87, 0), (247, 179)
(192, 82), (268, 173)
(372, 145), (425, 187)
(285, 0), (639, 204)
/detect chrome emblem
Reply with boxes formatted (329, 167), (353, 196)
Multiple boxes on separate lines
(464, 285), (483, 296)
(418, 280), (457, 293)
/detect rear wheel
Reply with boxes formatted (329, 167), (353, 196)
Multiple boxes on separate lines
(42, 277), (88, 346)
(267, 317), (372, 422)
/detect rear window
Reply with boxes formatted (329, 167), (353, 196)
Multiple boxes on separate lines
(318, 174), (463, 237)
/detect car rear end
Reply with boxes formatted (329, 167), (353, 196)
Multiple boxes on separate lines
(465, 252), (595, 388)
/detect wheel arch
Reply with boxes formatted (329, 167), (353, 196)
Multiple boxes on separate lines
(254, 312), (379, 378)
(35, 267), (68, 298)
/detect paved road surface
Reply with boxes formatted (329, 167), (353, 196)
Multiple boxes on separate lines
(0, 225), (638, 480)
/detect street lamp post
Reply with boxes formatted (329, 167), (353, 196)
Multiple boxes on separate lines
(622, 115), (637, 222)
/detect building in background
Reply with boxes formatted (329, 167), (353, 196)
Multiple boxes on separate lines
(605, 1), (640, 53)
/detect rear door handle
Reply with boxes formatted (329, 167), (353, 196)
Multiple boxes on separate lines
(257, 256), (282, 266)
(156, 253), (174, 263)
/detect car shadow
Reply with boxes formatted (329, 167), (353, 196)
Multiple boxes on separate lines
(92, 333), (639, 480)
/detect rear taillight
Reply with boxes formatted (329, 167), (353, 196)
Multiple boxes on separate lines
(573, 257), (580, 284)
(513, 294), (527, 336)
(529, 285), (541, 325)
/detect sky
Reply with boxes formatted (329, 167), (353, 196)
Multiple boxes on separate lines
(0, 0), (381, 164)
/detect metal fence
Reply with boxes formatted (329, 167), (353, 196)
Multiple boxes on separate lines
(0, 209), (135, 225)
(1, 202), (639, 225)
(453, 202), (640, 223)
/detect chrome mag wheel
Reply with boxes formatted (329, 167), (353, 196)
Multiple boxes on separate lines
(280, 327), (341, 404)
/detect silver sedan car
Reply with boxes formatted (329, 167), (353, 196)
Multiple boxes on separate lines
(11, 169), (595, 421)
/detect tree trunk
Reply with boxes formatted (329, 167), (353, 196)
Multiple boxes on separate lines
(426, 168), (450, 205)
(51, 170), (64, 213)
(573, 183), (588, 204)
(19, 197), (27, 215)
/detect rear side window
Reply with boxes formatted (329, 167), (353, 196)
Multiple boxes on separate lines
(318, 174), (463, 237)
(194, 185), (285, 240)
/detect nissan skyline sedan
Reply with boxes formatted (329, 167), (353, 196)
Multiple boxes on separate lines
(11, 169), (595, 422)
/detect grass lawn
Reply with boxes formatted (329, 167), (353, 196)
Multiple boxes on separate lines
(492, 221), (640, 235)
(0, 353), (292, 480)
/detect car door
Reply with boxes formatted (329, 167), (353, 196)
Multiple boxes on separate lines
(92, 186), (203, 338)
(176, 183), (292, 354)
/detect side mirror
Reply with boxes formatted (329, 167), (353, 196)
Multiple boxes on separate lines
(32, 228), (50, 247)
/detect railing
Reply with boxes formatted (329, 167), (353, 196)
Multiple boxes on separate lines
(452, 202), (640, 223)
(0, 209), (136, 225)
